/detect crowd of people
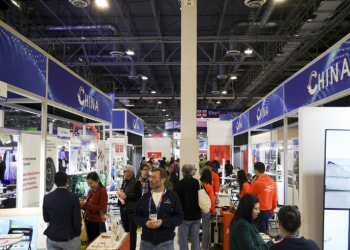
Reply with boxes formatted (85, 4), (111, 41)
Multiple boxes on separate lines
(42, 157), (319, 250)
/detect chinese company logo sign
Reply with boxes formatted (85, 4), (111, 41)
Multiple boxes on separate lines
(77, 86), (99, 111)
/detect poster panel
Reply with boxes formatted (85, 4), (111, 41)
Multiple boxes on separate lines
(97, 141), (105, 172)
(147, 152), (162, 159)
(21, 133), (41, 208)
(45, 136), (58, 194)
(0, 215), (39, 250)
(70, 138), (81, 173)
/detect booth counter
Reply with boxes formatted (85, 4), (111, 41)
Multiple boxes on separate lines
(87, 232), (129, 250)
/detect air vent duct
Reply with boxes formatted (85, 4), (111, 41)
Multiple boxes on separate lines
(140, 81), (148, 93)
(69, 0), (91, 8)
(128, 65), (139, 80)
(217, 64), (227, 80)
(244, 0), (266, 8)
(211, 80), (220, 94)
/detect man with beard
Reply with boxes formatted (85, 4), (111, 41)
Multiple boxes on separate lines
(134, 168), (184, 250)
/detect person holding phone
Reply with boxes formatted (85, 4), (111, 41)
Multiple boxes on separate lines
(270, 206), (320, 250)
(80, 172), (108, 242)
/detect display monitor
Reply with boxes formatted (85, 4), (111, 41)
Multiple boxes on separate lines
(324, 130), (350, 250)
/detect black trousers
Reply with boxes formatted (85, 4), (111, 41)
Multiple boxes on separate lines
(85, 220), (106, 243)
(120, 206), (137, 250)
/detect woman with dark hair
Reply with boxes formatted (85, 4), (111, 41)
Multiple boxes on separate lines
(229, 193), (274, 250)
(237, 170), (250, 198)
(200, 169), (215, 250)
(80, 172), (108, 242)
(270, 206), (320, 250)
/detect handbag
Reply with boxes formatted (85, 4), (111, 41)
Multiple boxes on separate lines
(198, 180), (211, 213)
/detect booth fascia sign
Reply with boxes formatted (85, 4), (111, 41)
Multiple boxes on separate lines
(112, 109), (144, 136)
(0, 21), (113, 125)
(232, 32), (350, 135)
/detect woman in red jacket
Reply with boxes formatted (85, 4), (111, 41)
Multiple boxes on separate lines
(237, 170), (250, 198)
(200, 169), (215, 250)
(80, 172), (108, 242)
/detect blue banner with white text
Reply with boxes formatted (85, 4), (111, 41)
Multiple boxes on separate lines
(0, 26), (46, 97)
(232, 111), (250, 135)
(127, 111), (144, 135)
(249, 86), (284, 128)
(285, 37), (350, 113)
(48, 59), (112, 123)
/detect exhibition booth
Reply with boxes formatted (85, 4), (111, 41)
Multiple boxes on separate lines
(231, 31), (350, 248)
(111, 109), (144, 185)
(0, 20), (113, 249)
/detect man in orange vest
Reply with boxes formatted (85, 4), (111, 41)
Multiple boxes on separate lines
(249, 162), (278, 234)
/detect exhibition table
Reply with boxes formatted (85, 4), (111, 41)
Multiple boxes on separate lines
(0, 234), (24, 250)
(86, 232), (129, 250)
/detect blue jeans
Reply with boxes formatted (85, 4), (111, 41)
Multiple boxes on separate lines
(140, 240), (174, 250)
(178, 219), (201, 250)
(46, 236), (80, 250)
(201, 212), (211, 250)
(256, 210), (271, 234)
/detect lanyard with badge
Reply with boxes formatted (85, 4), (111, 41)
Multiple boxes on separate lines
(148, 188), (166, 221)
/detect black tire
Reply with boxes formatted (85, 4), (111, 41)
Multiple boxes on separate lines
(46, 157), (56, 192)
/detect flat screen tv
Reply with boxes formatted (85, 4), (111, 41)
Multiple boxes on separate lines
(323, 130), (350, 250)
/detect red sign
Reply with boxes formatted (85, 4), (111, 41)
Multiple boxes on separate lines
(210, 145), (230, 164)
(147, 152), (162, 159)
(152, 134), (164, 138)
(120, 145), (123, 153)
(115, 144), (119, 153)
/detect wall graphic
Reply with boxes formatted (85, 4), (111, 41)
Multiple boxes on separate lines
(21, 133), (41, 208)
(0, 26), (46, 97)
(209, 145), (230, 164)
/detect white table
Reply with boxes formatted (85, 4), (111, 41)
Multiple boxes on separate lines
(86, 232), (129, 249)
(0, 234), (24, 250)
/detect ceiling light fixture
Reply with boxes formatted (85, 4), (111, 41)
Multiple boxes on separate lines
(96, 0), (108, 7)
(163, 132), (168, 137)
(142, 76), (148, 80)
(222, 90), (227, 94)
(11, 0), (20, 8)
(294, 31), (300, 37)
(151, 90), (156, 94)
(126, 49), (135, 56)
(168, 118), (171, 120)
(244, 48), (253, 55)
(216, 100), (221, 104)
(158, 101), (162, 104)
(231, 75), (237, 80)
(162, 109), (166, 112)
(166, 114), (169, 116)
(79, 58), (83, 62)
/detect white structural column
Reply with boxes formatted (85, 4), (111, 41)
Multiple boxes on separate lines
(180, 0), (199, 179)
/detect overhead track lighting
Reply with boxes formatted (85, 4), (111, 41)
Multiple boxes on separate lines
(96, 0), (108, 7)
(126, 49), (135, 56)
(244, 48), (253, 55)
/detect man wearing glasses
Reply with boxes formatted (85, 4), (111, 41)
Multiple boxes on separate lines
(134, 168), (184, 250)
(118, 165), (141, 250)
(139, 163), (150, 195)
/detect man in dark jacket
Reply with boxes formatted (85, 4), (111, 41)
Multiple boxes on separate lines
(43, 172), (81, 249)
(0, 156), (6, 184)
(134, 168), (183, 250)
(166, 162), (178, 188)
(175, 164), (202, 250)
(211, 157), (220, 173)
(118, 165), (141, 250)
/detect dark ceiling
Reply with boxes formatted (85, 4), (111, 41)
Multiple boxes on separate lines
(1, 0), (350, 134)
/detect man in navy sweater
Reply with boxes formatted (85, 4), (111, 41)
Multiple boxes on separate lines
(43, 172), (81, 250)
(134, 168), (184, 250)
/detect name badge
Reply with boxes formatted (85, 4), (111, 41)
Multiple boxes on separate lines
(149, 214), (157, 221)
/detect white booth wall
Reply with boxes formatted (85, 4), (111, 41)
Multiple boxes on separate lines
(299, 107), (350, 249)
(143, 138), (171, 160)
